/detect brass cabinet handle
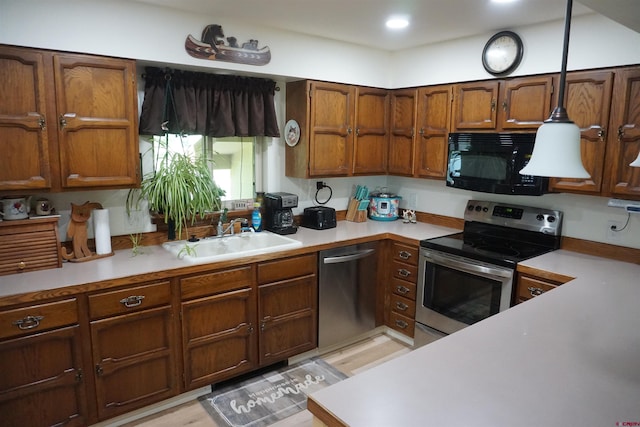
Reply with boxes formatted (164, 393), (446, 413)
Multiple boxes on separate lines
(598, 128), (606, 141)
(355, 127), (360, 136)
(119, 295), (145, 308)
(397, 268), (411, 278)
(38, 116), (46, 130)
(12, 315), (44, 330)
(502, 101), (508, 111)
(18, 261), (27, 270)
(347, 127), (352, 135)
(398, 250), (412, 260)
(396, 285), (410, 295)
(96, 365), (103, 376)
(395, 302), (409, 311)
(395, 319), (408, 329)
(59, 115), (67, 128)
(491, 100), (496, 111)
(527, 286), (544, 297)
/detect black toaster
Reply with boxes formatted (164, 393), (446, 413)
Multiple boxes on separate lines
(301, 206), (336, 230)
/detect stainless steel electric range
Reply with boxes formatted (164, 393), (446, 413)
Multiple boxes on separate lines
(414, 200), (563, 346)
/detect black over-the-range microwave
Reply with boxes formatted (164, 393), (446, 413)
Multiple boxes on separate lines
(446, 132), (549, 196)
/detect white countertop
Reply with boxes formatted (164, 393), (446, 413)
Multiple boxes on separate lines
(0, 220), (459, 301)
(310, 250), (640, 426)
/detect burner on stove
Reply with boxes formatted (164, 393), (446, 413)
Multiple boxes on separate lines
(474, 245), (520, 257)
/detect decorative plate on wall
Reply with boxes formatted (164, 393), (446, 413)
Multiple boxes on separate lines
(284, 119), (300, 147)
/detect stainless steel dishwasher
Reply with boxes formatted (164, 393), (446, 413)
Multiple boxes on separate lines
(318, 241), (378, 349)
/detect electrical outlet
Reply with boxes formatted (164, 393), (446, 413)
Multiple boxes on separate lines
(233, 200), (249, 210)
(606, 220), (623, 241)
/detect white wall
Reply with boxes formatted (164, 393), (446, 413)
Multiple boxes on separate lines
(2, 0), (639, 249)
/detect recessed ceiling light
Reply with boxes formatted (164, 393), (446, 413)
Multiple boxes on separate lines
(386, 17), (409, 30)
(491, 0), (518, 3)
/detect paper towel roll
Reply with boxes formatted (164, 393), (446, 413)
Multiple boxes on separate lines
(93, 208), (112, 255)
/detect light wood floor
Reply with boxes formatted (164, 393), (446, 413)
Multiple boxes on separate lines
(118, 334), (411, 427)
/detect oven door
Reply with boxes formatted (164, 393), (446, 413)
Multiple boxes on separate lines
(416, 248), (514, 335)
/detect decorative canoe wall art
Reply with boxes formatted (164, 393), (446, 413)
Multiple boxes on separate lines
(185, 24), (271, 66)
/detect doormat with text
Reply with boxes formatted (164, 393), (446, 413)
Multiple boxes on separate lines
(199, 358), (347, 427)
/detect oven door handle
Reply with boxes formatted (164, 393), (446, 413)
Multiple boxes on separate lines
(425, 252), (513, 280)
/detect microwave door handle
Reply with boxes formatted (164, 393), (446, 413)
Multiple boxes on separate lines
(426, 253), (512, 280)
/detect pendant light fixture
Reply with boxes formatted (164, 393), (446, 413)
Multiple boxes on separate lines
(519, 0), (590, 178)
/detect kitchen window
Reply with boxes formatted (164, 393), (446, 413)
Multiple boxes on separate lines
(147, 134), (258, 203)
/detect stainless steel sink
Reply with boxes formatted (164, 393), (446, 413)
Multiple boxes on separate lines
(162, 231), (302, 263)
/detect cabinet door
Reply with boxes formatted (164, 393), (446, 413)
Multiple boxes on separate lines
(91, 306), (177, 420)
(353, 87), (389, 174)
(309, 82), (355, 176)
(415, 85), (452, 178)
(258, 275), (317, 366)
(181, 288), (257, 390)
(0, 326), (88, 427)
(604, 68), (640, 198)
(388, 89), (417, 176)
(550, 71), (613, 194)
(499, 76), (554, 129)
(53, 53), (139, 189)
(0, 45), (52, 190)
(452, 81), (500, 130)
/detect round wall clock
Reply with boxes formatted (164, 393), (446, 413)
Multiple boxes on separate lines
(482, 31), (524, 76)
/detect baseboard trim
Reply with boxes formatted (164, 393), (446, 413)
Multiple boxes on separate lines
(89, 386), (210, 427)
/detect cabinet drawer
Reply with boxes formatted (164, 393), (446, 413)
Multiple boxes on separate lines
(391, 242), (418, 266)
(257, 253), (317, 284)
(0, 298), (77, 340)
(389, 293), (416, 317)
(181, 266), (254, 300)
(390, 277), (417, 300)
(388, 311), (415, 338)
(518, 275), (558, 302)
(88, 281), (171, 319)
(391, 260), (418, 284)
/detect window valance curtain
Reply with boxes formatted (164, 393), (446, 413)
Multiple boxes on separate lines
(139, 67), (280, 137)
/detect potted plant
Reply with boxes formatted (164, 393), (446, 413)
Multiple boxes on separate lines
(128, 137), (225, 240)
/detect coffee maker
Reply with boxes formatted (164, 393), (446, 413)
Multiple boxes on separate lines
(263, 192), (298, 235)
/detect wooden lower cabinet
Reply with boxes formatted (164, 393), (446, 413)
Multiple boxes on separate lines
(0, 299), (88, 427)
(88, 280), (178, 421)
(516, 273), (571, 304)
(180, 266), (258, 390)
(257, 254), (318, 365)
(385, 242), (419, 338)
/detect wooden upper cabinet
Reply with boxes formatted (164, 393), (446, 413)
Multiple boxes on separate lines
(549, 71), (613, 194)
(0, 45), (52, 190)
(452, 76), (553, 131)
(54, 53), (139, 189)
(0, 44), (139, 193)
(452, 81), (499, 130)
(415, 85), (452, 178)
(604, 67), (640, 199)
(499, 76), (554, 129)
(388, 89), (417, 176)
(353, 87), (389, 175)
(285, 80), (388, 177)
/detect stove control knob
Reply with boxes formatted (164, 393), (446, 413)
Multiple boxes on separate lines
(483, 207), (489, 212)
(468, 205), (475, 211)
(475, 205), (482, 212)
(547, 215), (556, 223)
(536, 214), (545, 221)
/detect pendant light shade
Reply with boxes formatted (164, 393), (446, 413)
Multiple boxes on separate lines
(519, 0), (590, 179)
(519, 120), (590, 177)
(630, 151), (640, 167)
